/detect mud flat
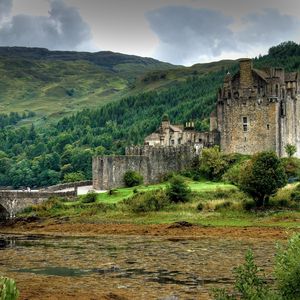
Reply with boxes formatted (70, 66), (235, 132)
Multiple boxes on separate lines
(0, 220), (298, 300)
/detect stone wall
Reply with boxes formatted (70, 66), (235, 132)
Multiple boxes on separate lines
(93, 145), (197, 190)
(42, 180), (93, 192)
(0, 190), (75, 219)
(218, 97), (279, 155)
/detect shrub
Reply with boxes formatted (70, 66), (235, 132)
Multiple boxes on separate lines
(0, 277), (19, 300)
(239, 152), (287, 207)
(63, 171), (85, 183)
(196, 202), (204, 211)
(107, 189), (117, 196)
(281, 157), (300, 180)
(123, 170), (143, 187)
(166, 175), (191, 203)
(200, 146), (228, 181)
(285, 144), (297, 158)
(215, 201), (232, 211)
(82, 192), (97, 203)
(125, 189), (170, 213)
(242, 199), (256, 211)
(212, 250), (273, 300)
(275, 233), (300, 300)
(222, 162), (247, 186)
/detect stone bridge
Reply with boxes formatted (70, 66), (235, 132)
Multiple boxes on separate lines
(0, 190), (76, 220)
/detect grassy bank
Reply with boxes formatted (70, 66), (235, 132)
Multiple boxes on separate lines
(18, 180), (300, 229)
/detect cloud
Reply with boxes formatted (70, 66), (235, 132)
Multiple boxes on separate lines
(0, 0), (93, 51)
(147, 5), (300, 65)
(0, 0), (12, 23)
(146, 6), (236, 65)
(238, 8), (300, 45)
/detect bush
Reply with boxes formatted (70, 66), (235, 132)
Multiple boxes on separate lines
(166, 175), (191, 203)
(281, 157), (300, 180)
(275, 233), (300, 300)
(212, 250), (271, 300)
(63, 171), (85, 183)
(242, 199), (256, 211)
(196, 202), (204, 211)
(125, 189), (170, 213)
(222, 162), (247, 186)
(200, 146), (228, 181)
(82, 192), (97, 203)
(239, 152), (287, 207)
(0, 277), (19, 300)
(123, 170), (143, 187)
(285, 144), (297, 158)
(215, 201), (232, 211)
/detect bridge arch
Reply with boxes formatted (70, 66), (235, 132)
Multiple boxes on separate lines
(0, 204), (9, 220)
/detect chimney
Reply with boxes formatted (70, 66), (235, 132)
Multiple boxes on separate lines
(239, 58), (253, 89)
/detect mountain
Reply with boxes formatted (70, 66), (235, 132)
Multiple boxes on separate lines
(0, 47), (235, 125)
(0, 47), (176, 123)
(0, 42), (300, 188)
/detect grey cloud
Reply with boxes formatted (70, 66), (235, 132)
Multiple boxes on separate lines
(238, 8), (300, 45)
(0, 0), (12, 23)
(0, 0), (92, 50)
(147, 5), (300, 65)
(146, 6), (236, 65)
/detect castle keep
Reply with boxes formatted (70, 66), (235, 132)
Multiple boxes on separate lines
(214, 59), (300, 157)
(93, 59), (300, 190)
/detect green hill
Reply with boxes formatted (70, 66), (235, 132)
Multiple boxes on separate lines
(0, 41), (300, 188)
(0, 47), (236, 125)
(0, 47), (177, 123)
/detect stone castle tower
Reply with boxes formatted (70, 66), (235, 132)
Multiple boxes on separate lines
(211, 59), (300, 157)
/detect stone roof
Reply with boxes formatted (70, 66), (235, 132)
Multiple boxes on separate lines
(145, 133), (160, 141)
(285, 72), (298, 82)
(253, 69), (268, 81)
(169, 125), (183, 132)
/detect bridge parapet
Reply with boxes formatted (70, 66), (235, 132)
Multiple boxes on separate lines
(0, 190), (75, 219)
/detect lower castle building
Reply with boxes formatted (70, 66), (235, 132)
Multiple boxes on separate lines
(93, 59), (300, 190)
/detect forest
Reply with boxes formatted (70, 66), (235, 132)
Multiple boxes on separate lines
(0, 41), (300, 188)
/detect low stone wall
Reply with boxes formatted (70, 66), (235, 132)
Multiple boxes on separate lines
(42, 180), (92, 192)
(93, 145), (197, 190)
(0, 190), (75, 219)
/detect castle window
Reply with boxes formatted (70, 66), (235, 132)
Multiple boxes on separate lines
(171, 140), (175, 145)
(267, 124), (270, 130)
(280, 101), (286, 117)
(242, 117), (248, 132)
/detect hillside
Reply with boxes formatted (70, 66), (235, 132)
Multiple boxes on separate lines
(0, 42), (300, 188)
(0, 47), (237, 124)
(0, 47), (176, 123)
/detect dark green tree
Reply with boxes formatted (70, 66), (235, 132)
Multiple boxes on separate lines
(166, 175), (191, 203)
(239, 152), (287, 207)
(123, 170), (143, 187)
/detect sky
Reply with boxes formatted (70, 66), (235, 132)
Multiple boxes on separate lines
(0, 0), (299, 65)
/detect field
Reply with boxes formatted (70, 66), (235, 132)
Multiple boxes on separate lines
(17, 180), (300, 229)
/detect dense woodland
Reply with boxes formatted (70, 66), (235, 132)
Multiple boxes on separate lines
(0, 42), (300, 188)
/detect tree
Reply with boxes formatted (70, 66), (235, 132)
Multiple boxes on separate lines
(200, 146), (228, 180)
(285, 144), (297, 158)
(239, 151), (287, 207)
(166, 175), (191, 203)
(63, 172), (85, 183)
(123, 170), (143, 187)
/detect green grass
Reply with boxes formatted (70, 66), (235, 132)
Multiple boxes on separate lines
(19, 180), (300, 229)
(95, 180), (236, 204)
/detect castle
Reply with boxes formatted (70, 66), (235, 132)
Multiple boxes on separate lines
(214, 58), (300, 157)
(92, 59), (300, 190)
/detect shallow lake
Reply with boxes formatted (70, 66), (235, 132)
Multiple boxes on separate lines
(0, 234), (278, 299)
